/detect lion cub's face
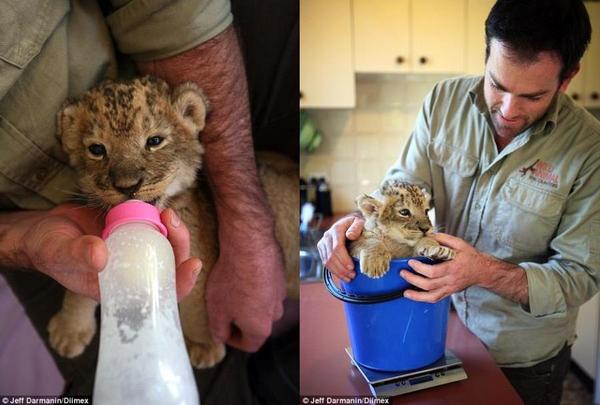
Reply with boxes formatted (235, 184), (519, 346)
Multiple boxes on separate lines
(357, 182), (433, 243)
(57, 76), (209, 209)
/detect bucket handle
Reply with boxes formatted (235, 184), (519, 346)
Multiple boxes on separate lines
(323, 268), (411, 304)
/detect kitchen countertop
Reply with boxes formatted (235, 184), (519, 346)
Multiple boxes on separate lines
(300, 282), (524, 404)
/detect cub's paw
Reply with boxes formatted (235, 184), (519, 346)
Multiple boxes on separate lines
(187, 340), (226, 369)
(361, 256), (390, 279)
(48, 312), (97, 358)
(417, 245), (456, 261)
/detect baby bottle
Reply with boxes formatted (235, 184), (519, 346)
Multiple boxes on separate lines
(93, 200), (199, 405)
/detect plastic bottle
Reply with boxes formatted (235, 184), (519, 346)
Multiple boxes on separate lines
(93, 200), (199, 405)
(316, 177), (333, 217)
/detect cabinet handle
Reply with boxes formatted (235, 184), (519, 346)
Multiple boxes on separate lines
(572, 93), (579, 100)
(591, 92), (599, 101)
(419, 56), (428, 65)
(300, 91), (304, 100)
(396, 56), (405, 64)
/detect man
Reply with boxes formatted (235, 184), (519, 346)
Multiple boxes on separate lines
(0, 0), (297, 403)
(319, 1), (599, 403)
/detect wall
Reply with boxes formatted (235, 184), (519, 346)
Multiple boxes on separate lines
(300, 73), (456, 213)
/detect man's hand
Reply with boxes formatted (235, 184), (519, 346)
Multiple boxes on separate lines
(401, 233), (528, 305)
(206, 227), (286, 352)
(317, 214), (365, 282)
(13, 204), (200, 302)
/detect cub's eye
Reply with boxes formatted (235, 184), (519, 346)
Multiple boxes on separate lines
(88, 144), (106, 158)
(399, 209), (411, 217)
(146, 136), (164, 148)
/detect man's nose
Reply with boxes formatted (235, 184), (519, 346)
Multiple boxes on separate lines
(500, 94), (520, 120)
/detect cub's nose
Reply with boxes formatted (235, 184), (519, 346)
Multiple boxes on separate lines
(419, 226), (430, 235)
(112, 178), (143, 197)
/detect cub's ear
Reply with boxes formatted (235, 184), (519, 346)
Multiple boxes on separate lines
(356, 194), (381, 217)
(56, 100), (83, 156)
(421, 187), (432, 207)
(172, 82), (210, 134)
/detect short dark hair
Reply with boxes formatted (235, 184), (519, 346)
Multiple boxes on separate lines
(485, 0), (591, 82)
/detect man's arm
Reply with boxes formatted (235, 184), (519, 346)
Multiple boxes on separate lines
(138, 25), (286, 352)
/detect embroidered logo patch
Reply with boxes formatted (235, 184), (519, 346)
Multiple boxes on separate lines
(519, 159), (559, 188)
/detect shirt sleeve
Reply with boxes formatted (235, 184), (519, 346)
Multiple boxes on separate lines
(521, 151), (600, 318)
(105, 0), (232, 61)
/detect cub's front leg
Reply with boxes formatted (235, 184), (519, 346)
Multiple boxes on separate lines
(414, 237), (455, 261)
(48, 291), (98, 358)
(358, 246), (392, 279)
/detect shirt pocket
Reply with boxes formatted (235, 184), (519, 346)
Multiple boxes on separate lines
(0, 1), (69, 96)
(427, 141), (478, 221)
(427, 141), (478, 177)
(494, 177), (565, 255)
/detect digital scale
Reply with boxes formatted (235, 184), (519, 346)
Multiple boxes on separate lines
(346, 348), (468, 397)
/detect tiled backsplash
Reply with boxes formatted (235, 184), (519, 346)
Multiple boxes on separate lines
(300, 74), (455, 213)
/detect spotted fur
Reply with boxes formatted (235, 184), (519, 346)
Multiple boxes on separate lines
(49, 76), (298, 369)
(350, 179), (455, 279)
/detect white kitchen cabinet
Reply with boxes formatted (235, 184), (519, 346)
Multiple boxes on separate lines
(300, 0), (355, 108)
(465, 0), (495, 75)
(564, 2), (600, 107)
(353, 0), (466, 74)
(412, 0), (466, 73)
(353, 0), (410, 73)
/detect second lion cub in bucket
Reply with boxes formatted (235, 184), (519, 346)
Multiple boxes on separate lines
(349, 180), (455, 278)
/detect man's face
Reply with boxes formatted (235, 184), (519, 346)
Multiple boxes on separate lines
(483, 39), (572, 140)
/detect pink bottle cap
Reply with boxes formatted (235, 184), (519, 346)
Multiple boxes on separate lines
(102, 200), (168, 240)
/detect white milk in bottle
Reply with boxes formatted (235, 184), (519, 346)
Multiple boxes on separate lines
(93, 200), (199, 405)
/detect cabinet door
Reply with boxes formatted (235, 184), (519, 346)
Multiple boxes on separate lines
(583, 2), (600, 108)
(353, 0), (411, 73)
(412, 0), (466, 73)
(465, 0), (495, 76)
(300, 0), (355, 108)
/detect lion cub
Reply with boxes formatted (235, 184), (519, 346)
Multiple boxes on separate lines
(349, 180), (455, 278)
(50, 76), (298, 368)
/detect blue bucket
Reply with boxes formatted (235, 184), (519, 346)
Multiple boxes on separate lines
(324, 257), (450, 372)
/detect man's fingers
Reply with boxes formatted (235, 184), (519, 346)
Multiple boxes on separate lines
(51, 234), (106, 273)
(331, 232), (354, 270)
(326, 254), (353, 282)
(345, 217), (365, 240)
(403, 288), (448, 304)
(407, 259), (444, 278)
(161, 208), (190, 266)
(208, 306), (232, 344)
(227, 318), (272, 352)
(175, 257), (202, 302)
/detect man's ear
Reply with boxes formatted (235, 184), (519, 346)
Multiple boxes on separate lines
(172, 82), (210, 134)
(356, 194), (381, 217)
(56, 100), (82, 155)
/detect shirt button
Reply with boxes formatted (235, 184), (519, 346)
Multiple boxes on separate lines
(34, 167), (49, 182)
(475, 203), (481, 210)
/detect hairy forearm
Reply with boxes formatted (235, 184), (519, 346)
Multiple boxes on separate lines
(477, 254), (529, 305)
(138, 26), (274, 234)
(0, 210), (40, 268)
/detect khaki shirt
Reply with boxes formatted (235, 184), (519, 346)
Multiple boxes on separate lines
(0, 0), (231, 210)
(384, 75), (600, 367)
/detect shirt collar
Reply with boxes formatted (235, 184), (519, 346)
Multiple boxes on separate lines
(467, 76), (559, 136)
